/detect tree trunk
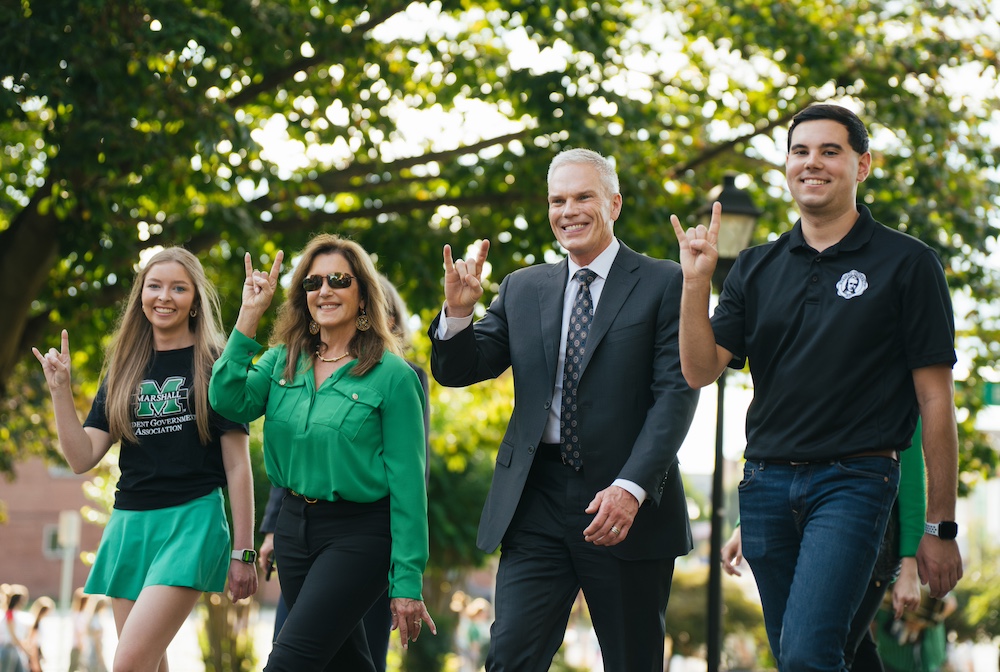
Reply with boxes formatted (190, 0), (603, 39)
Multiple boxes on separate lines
(0, 188), (61, 396)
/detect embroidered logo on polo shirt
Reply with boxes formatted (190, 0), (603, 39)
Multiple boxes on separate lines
(836, 270), (868, 299)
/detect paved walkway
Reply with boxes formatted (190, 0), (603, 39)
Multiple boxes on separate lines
(36, 607), (1000, 671)
(37, 606), (276, 671)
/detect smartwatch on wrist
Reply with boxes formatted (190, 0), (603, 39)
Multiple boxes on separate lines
(232, 549), (258, 564)
(924, 521), (959, 540)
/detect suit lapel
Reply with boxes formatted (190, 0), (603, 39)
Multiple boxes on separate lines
(580, 245), (640, 374)
(539, 260), (568, 386)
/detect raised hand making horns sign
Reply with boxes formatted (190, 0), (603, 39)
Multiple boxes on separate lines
(442, 239), (490, 319)
(234, 250), (284, 339)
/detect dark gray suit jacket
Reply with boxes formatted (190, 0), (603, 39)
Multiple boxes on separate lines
(430, 242), (698, 561)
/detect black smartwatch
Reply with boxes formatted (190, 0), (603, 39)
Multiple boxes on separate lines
(924, 521), (959, 540)
(231, 549), (258, 564)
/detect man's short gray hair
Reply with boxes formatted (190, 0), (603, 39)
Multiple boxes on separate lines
(547, 148), (620, 197)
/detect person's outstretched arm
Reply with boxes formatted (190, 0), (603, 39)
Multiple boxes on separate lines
(32, 330), (114, 473)
(670, 203), (734, 388)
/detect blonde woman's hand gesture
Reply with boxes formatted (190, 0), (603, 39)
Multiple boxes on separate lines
(32, 330), (114, 472)
(32, 329), (73, 393)
(235, 251), (284, 338)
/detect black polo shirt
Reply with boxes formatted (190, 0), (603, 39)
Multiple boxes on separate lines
(711, 204), (956, 462)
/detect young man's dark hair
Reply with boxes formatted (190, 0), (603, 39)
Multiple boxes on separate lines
(788, 104), (870, 154)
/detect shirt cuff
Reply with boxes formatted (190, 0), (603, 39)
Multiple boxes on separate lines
(435, 302), (475, 341)
(612, 479), (647, 506)
(224, 328), (264, 363)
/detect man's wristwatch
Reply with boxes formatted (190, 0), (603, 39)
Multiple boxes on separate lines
(924, 521), (959, 540)
(232, 549), (258, 564)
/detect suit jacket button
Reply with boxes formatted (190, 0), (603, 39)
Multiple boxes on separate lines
(543, 401), (551, 409)
(528, 445), (535, 454)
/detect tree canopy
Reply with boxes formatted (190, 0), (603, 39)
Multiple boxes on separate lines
(2, 0), (999, 480)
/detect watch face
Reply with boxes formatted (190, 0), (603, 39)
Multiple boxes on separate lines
(938, 521), (959, 540)
(235, 549), (256, 563)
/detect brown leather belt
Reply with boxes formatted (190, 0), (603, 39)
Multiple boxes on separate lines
(764, 447), (899, 466)
(848, 448), (899, 461)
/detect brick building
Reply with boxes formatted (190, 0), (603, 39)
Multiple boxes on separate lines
(0, 456), (284, 609)
(0, 456), (104, 605)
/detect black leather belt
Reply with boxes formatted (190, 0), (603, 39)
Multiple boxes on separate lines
(763, 448), (899, 466)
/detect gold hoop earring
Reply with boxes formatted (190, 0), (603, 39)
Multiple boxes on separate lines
(355, 308), (371, 332)
(309, 320), (320, 335)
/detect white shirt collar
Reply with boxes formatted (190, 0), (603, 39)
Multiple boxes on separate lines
(567, 238), (620, 282)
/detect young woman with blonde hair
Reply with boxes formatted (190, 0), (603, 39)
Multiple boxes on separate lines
(33, 247), (257, 672)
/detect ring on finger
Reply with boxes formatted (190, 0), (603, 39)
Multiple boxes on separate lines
(611, 525), (621, 535)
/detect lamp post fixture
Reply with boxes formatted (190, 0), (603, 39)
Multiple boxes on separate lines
(698, 173), (760, 672)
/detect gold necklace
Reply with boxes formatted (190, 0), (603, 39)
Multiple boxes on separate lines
(315, 347), (351, 363)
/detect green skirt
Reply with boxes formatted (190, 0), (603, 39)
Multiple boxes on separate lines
(85, 489), (231, 601)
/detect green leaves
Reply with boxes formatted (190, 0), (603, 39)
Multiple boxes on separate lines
(2, 0), (998, 481)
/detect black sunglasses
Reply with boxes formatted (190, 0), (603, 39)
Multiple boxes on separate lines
(302, 273), (354, 291)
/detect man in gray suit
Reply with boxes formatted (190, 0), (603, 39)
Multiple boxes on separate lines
(429, 148), (699, 671)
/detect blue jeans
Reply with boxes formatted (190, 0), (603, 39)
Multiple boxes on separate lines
(739, 457), (900, 671)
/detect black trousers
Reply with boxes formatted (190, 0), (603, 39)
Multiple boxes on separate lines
(486, 452), (676, 672)
(264, 494), (391, 672)
(362, 589), (392, 672)
(845, 576), (891, 671)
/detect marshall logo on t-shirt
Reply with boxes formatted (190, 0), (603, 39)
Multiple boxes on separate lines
(132, 376), (195, 435)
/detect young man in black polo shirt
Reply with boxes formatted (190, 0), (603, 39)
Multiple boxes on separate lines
(671, 104), (963, 669)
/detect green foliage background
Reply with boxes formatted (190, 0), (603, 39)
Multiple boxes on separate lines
(2, 1), (1000, 668)
(2, 0), (998, 484)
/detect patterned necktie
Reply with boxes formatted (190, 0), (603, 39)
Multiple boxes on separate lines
(560, 269), (598, 470)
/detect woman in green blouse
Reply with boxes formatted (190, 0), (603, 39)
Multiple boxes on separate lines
(210, 235), (435, 671)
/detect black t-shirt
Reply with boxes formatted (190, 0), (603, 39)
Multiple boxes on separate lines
(711, 205), (956, 462)
(84, 347), (248, 510)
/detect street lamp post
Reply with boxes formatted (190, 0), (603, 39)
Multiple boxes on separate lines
(699, 174), (760, 672)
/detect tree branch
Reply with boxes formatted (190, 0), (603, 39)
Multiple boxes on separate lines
(249, 129), (533, 211)
(663, 105), (807, 180)
(263, 191), (529, 235)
